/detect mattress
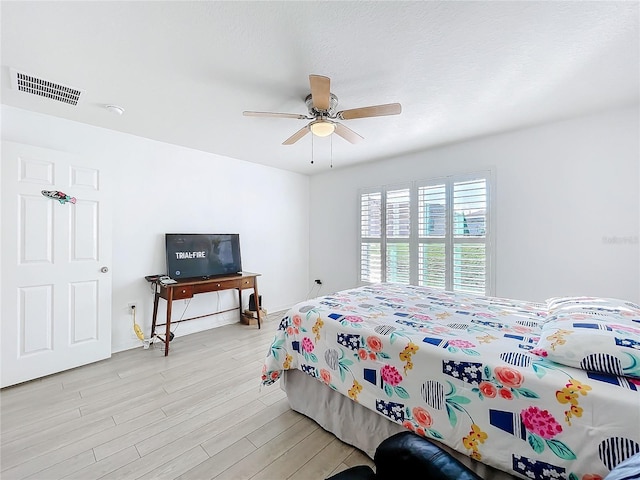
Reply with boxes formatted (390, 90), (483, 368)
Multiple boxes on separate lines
(262, 283), (640, 479)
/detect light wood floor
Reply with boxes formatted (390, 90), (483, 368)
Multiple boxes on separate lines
(0, 313), (374, 480)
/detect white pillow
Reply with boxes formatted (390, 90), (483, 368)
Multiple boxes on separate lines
(545, 296), (640, 323)
(533, 312), (640, 379)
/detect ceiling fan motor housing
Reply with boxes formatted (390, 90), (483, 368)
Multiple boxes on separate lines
(305, 93), (339, 117)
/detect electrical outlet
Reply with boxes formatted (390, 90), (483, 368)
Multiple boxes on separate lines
(127, 303), (137, 313)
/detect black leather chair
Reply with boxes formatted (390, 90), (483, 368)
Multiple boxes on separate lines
(326, 431), (482, 480)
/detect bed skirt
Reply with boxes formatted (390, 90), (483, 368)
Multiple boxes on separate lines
(282, 369), (516, 480)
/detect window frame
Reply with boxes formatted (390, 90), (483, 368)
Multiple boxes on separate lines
(357, 170), (495, 295)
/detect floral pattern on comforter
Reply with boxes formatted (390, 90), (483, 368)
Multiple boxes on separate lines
(262, 283), (640, 480)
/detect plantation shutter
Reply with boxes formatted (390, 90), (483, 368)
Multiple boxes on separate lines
(360, 191), (382, 283)
(418, 184), (446, 289)
(452, 179), (487, 294)
(385, 187), (411, 284)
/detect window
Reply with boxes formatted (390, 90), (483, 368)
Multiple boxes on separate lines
(359, 173), (492, 295)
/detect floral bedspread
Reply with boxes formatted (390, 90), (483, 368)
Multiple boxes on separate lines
(261, 283), (640, 480)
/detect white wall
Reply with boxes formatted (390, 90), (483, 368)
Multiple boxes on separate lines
(309, 106), (640, 303)
(1, 105), (310, 353)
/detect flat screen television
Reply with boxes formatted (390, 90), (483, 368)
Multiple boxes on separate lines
(165, 233), (242, 280)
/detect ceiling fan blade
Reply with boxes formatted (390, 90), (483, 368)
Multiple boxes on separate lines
(309, 74), (331, 111)
(337, 103), (402, 120)
(334, 123), (364, 144)
(243, 111), (308, 120)
(282, 125), (310, 145)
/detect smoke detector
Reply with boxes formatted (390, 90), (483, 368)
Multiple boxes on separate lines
(105, 105), (125, 115)
(10, 67), (83, 106)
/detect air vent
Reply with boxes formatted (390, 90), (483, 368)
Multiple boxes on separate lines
(10, 68), (83, 106)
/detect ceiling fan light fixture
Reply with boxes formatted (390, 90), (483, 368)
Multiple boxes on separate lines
(309, 119), (335, 137)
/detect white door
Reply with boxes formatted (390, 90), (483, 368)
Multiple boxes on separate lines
(1, 141), (112, 388)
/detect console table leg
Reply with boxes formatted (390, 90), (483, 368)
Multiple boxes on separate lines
(151, 283), (159, 340)
(165, 289), (173, 356)
(254, 281), (261, 329)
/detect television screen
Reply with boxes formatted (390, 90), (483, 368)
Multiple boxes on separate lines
(165, 233), (242, 280)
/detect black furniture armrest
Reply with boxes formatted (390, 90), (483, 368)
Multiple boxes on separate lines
(326, 431), (482, 480)
(325, 465), (375, 480)
(374, 431), (483, 480)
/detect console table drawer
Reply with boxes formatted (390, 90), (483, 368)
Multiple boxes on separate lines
(194, 279), (239, 292)
(172, 285), (194, 299)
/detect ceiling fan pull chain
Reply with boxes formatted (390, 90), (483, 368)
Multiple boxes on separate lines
(311, 133), (314, 164)
(330, 134), (333, 169)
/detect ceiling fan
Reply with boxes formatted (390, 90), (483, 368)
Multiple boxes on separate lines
(243, 74), (402, 145)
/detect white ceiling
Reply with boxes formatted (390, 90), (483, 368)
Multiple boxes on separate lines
(1, 1), (638, 175)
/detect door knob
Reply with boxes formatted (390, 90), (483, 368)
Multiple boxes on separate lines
(100, 266), (109, 273)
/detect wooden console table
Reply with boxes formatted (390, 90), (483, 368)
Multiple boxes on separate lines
(150, 272), (261, 356)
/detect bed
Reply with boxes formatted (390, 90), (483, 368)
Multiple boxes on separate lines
(261, 283), (640, 480)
